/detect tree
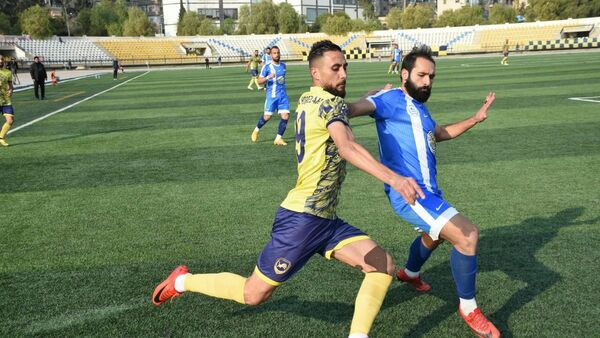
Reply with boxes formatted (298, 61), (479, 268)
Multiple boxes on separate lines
(385, 7), (402, 29)
(434, 5), (484, 27)
(297, 15), (309, 33)
(0, 13), (11, 34)
(221, 18), (235, 35)
(311, 12), (331, 32)
(76, 8), (92, 35)
(525, 0), (560, 21)
(178, 11), (201, 35)
(197, 17), (217, 35)
(278, 3), (299, 34)
(351, 19), (365, 32)
(50, 15), (69, 36)
(322, 12), (352, 35)
(123, 7), (153, 36)
(363, 19), (384, 32)
(358, 0), (375, 20)
(19, 5), (53, 38)
(488, 4), (517, 24)
(247, 0), (279, 34)
(236, 5), (250, 34)
(89, 0), (128, 36)
(401, 4), (434, 29)
(177, 0), (186, 35)
(561, 0), (600, 19)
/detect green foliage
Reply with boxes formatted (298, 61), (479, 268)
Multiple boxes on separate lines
(488, 4), (517, 24)
(363, 19), (384, 32)
(177, 0), (186, 35)
(50, 15), (69, 36)
(385, 7), (402, 29)
(19, 5), (53, 39)
(236, 5), (251, 34)
(358, 0), (375, 20)
(310, 12), (331, 32)
(221, 18), (235, 35)
(322, 12), (353, 35)
(178, 11), (201, 36)
(278, 3), (300, 34)
(76, 8), (92, 35)
(434, 5), (485, 27)
(89, 0), (128, 36)
(401, 4), (434, 29)
(122, 7), (153, 36)
(247, 0), (279, 34)
(0, 12), (11, 34)
(526, 0), (561, 21)
(297, 15), (309, 33)
(198, 17), (217, 35)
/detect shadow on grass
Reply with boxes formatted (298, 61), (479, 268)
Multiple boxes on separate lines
(233, 208), (596, 337)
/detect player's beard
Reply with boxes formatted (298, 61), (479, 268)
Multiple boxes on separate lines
(323, 81), (346, 98)
(405, 75), (431, 103)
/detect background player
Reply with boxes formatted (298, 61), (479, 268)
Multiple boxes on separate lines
(0, 55), (15, 146)
(501, 39), (510, 65)
(251, 46), (289, 146)
(152, 40), (424, 338)
(260, 46), (271, 66)
(388, 43), (401, 74)
(349, 45), (500, 338)
(245, 50), (263, 90)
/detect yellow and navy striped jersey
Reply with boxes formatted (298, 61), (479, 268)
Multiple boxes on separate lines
(281, 86), (349, 220)
(249, 56), (261, 70)
(0, 68), (12, 106)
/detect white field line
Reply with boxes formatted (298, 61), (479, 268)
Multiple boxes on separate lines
(8, 71), (149, 135)
(568, 96), (600, 103)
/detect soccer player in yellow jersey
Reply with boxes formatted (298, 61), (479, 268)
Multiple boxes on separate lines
(501, 39), (510, 65)
(152, 40), (424, 338)
(0, 55), (15, 146)
(245, 50), (263, 90)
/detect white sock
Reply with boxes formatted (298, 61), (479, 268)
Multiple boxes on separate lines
(174, 273), (190, 293)
(275, 134), (282, 139)
(459, 298), (478, 315)
(404, 268), (420, 278)
(254, 127), (260, 132)
(348, 333), (368, 338)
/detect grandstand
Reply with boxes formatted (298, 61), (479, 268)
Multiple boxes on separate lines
(3, 17), (599, 67)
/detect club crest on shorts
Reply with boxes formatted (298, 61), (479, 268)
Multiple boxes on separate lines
(274, 257), (291, 274)
(427, 130), (436, 154)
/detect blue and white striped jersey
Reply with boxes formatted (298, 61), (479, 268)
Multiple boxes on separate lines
(367, 88), (440, 195)
(260, 62), (287, 99)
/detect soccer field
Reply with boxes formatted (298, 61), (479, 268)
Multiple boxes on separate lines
(2, 51), (599, 337)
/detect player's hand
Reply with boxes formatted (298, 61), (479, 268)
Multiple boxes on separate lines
(269, 73), (276, 79)
(474, 92), (496, 123)
(390, 176), (425, 205)
(8, 89), (12, 97)
(364, 84), (393, 97)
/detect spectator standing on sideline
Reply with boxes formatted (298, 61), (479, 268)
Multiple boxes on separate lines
(113, 59), (120, 80)
(205, 57), (210, 69)
(29, 56), (47, 100)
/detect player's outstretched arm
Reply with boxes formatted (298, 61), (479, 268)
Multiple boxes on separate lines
(328, 121), (424, 205)
(435, 92), (496, 142)
(347, 84), (393, 118)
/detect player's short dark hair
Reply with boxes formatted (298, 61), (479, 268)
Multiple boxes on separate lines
(270, 45), (279, 51)
(34, 56), (39, 60)
(401, 45), (435, 73)
(308, 40), (342, 67)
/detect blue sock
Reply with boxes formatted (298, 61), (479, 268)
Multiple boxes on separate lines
(405, 236), (432, 273)
(256, 116), (268, 129)
(277, 118), (288, 136)
(450, 247), (477, 299)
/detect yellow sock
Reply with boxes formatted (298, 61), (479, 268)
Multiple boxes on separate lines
(248, 78), (254, 87)
(0, 122), (11, 139)
(254, 78), (260, 87)
(349, 272), (393, 335)
(184, 272), (246, 304)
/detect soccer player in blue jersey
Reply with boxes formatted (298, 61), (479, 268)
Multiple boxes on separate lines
(260, 46), (272, 66)
(152, 40), (424, 338)
(387, 43), (401, 74)
(251, 46), (290, 146)
(349, 45), (500, 338)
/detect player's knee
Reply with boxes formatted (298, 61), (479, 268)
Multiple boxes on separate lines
(364, 246), (394, 275)
(263, 115), (271, 121)
(244, 290), (271, 306)
(421, 233), (443, 250)
(280, 113), (289, 120)
(454, 225), (479, 254)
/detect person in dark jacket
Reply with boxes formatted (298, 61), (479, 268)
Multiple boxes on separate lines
(112, 59), (120, 80)
(29, 56), (47, 100)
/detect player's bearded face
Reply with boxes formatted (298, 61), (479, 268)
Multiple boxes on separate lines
(271, 49), (280, 62)
(321, 52), (347, 98)
(405, 73), (432, 103)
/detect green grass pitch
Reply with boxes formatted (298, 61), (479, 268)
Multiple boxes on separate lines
(1, 51), (599, 337)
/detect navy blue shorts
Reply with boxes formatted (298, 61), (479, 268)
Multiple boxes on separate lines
(2, 105), (14, 115)
(251, 69), (259, 77)
(255, 207), (369, 286)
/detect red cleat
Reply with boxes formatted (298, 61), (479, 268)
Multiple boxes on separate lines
(459, 307), (501, 338)
(152, 265), (189, 306)
(396, 269), (432, 292)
